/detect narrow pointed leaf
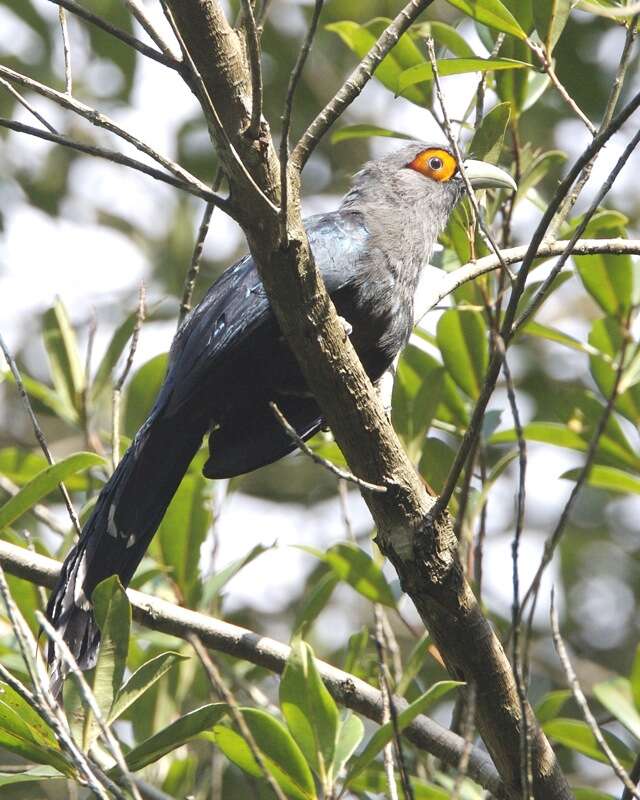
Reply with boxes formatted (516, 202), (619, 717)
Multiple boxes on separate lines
(593, 677), (640, 741)
(534, 0), (573, 52)
(561, 465), (640, 495)
(213, 708), (316, 800)
(92, 310), (140, 402)
(42, 299), (85, 411)
(0, 452), (105, 530)
(437, 309), (488, 399)
(331, 124), (415, 144)
(398, 57), (530, 94)
(332, 714), (364, 778)
(446, 0), (527, 38)
(108, 652), (187, 724)
(544, 718), (634, 768)
(468, 102), (511, 163)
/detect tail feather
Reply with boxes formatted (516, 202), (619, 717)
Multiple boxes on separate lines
(46, 413), (206, 693)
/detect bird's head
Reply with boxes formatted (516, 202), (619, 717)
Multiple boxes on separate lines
(342, 141), (516, 229)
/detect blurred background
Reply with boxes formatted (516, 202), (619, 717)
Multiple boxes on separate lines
(1, 0), (640, 796)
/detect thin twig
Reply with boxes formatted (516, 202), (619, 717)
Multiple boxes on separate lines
(502, 352), (532, 800)
(548, 17), (638, 237)
(550, 590), (640, 800)
(269, 402), (387, 493)
(515, 124), (640, 334)
(475, 34), (504, 128)
(123, 0), (178, 61)
(0, 116), (231, 209)
(47, 0), (181, 71)
(179, 201), (214, 326)
(58, 6), (72, 94)
(430, 87), (640, 517)
(0, 64), (218, 199)
(112, 285), (145, 468)
(520, 313), (631, 631)
(0, 537), (505, 796)
(426, 37), (514, 283)
(527, 40), (595, 134)
(188, 632), (288, 800)
(160, 3), (279, 215)
(374, 605), (414, 800)
(0, 79), (58, 133)
(291, 0), (436, 171)
(240, 0), (264, 139)
(279, 0), (324, 241)
(0, 332), (81, 536)
(36, 612), (143, 800)
(450, 682), (476, 800)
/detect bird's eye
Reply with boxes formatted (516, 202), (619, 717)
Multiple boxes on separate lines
(407, 148), (458, 182)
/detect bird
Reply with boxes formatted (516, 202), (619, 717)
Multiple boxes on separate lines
(46, 142), (515, 689)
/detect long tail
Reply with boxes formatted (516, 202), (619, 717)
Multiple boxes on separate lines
(46, 411), (206, 694)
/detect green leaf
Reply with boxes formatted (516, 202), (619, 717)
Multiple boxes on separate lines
(397, 633), (431, 696)
(125, 704), (228, 771)
(543, 718), (634, 768)
(343, 627), (370, 678)
(533, 0), (573, 53)
(515, 151), (567, 203)
(331, 124), (415, 144)
(345, 681), (462, 785)
(418, 438), (456, 495)
(293, 571), (339, 638)
(561, 465), (640, 495)
(575, 250), (632, 316)
(280, 639), (339, 783)
(589, 317), (640, 424)
(85, 576), (131, 748)
(392, 347), (444, 460)
(0, 447), (95, 492)
(413, 21), (476, 58)
(331, 714), (364, 779)
(0, 682), (71, 775)
(468, 102), (511, 164)
(42, 298), (85, 412)
(445, 0), (528, 38)
(124, 353), (168, 437)
(495, 37), (534, 115)
(327, 20), (428, 107)
(524, 321), (604, 360)
(398, 57), (530, 95)
(108, 652), (187, 724)
(0, 766), (65, 786)
(91, 310), (140, 402)
(214, 708), (316, 800)
(201, 543), (272, 606)
(437, 309), (488, 399)
(592, 677), (640, 740)
(573, 790), (616, 800)
(301, 543), (396, 607)
(535, 689), (571, 724)
(2, 370), (78, 424)
(0, 452), (105, 530)
(349, 765), (450, 798)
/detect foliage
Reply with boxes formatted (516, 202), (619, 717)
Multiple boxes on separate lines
(0, 0), (639, 797)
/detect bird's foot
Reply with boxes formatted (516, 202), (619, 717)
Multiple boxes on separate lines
(337, 316), (353, 341)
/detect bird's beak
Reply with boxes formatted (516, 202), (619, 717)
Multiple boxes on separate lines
(462, 159), (517, 192)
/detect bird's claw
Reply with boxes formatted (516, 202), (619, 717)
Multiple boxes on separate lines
(337, 316), (353, 341)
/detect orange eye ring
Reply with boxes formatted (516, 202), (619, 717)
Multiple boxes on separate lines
(407, 148), (458, 182)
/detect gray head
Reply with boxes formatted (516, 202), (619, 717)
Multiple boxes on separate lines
(340, 141), (515, 227)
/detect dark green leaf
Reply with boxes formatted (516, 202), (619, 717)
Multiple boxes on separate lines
(437, 309), (488, 399)
(125, 704), (228, 771)
(293, 571), (339, 638)
(515, 151), (566, 203)
(108, 652), (188, 724)
(213, 708), (316, 800)
(543, 718), (634, 768)
(124, 354), (168, 437)
(575, 250), (632, 316)
(418, 438), (456, 495)
(412, 21), (476, 57)
(346, 681), (462, 784)
(589, 317), (640, 424)
(280, 639), (339, 781)
(495, 37), (533, 115)
(533, 0), (572, 53)
(469, 102), (511, 164)
(535, 690), (571, 724)
(0, 452), (105, 530)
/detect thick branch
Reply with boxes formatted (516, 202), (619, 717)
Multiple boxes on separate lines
(161, 2), (570, 796)
(0, 539), (504, 797)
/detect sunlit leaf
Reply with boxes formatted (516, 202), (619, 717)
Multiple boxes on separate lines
(124, 353), (168, 437)
(398, 57), (531, 95)
(575, 250), (632, 316)
(445, 0), (528, 38)
(437, 309), (488, 399)
(588, 317), (640, 424)
(42, 299), (84, 413)
(544, 718), (634, 768)
(331, 124), (414, 144)
(412, 21), (476, 57)
(0, 452), (105, 530)
(468, 102), (511, 164)
(108, 652), (188, 724)
(535, 689), (571, 724)
(92, 310), (140, 402)
(592, 677), (640, 741)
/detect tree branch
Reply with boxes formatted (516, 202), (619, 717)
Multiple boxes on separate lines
(0, 538), (505, 797)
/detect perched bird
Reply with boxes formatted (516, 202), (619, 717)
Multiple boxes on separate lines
(46, 142), (515, 687)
